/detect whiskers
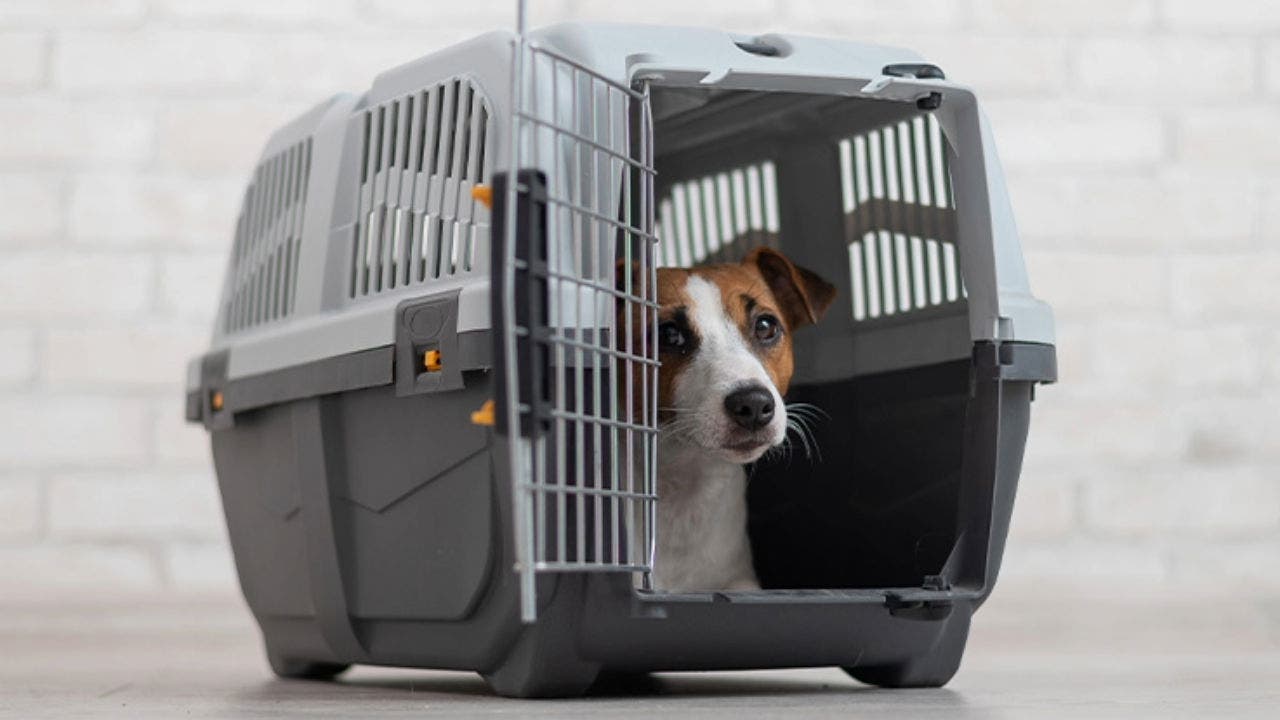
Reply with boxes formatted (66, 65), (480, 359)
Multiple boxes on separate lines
(768, 402), (828, 464)
(657, 403), (828, 464)
(656, 406), (711, 445)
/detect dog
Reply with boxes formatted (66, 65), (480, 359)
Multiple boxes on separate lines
(619, 247), (836, 591)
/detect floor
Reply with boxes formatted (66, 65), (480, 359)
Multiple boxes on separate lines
(2, 589), (1278, 719)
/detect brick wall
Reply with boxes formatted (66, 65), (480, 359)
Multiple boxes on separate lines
(1, 0), (1276, 602)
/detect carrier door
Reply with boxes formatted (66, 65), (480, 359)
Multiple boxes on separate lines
(493, 40), (660, 621)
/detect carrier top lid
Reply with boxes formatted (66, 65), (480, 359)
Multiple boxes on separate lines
(369, 22), (945, 102)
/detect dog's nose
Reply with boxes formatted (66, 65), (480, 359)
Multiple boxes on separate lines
(724, 386), (775, 431)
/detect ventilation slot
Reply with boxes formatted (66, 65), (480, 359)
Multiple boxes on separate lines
(349, 77), (491, 299)
(839, 115), (964, 322)
(657, 160), (779, 267)
(220, 138), (311, 335)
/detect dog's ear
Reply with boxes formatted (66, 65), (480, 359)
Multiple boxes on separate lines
(747, 247), (837, 329)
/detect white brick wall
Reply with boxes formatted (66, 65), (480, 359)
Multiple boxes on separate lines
(0, 0), (1277, 604)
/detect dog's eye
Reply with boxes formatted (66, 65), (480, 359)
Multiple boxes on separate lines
(753, 314), (781, 343)
(658, 321), (686, 350)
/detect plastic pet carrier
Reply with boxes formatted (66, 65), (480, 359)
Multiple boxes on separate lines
(185, 18), (1056, 698)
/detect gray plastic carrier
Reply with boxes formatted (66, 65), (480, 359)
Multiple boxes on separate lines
(185, 21), (1056, 698)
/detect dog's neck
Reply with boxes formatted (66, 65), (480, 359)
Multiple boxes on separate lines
(649, 435), (757, 590)
(655, 437), (745, 499)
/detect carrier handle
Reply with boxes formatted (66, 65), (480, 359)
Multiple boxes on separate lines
(490, 170), (552, 438)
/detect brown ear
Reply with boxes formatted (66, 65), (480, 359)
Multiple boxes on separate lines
(747, 247), (837, 329)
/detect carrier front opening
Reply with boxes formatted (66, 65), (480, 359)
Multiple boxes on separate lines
(648, 85), (972, 592)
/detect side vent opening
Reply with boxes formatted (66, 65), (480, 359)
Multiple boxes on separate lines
(839, 114), (964, 322)
(657, 160), (779, 267)
(220, 138), (312, 335)
(349, 76), (491, 299)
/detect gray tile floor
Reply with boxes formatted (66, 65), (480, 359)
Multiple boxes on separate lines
(2, 590), (1278, 719)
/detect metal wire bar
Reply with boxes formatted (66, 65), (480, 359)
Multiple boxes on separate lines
(546, 408), (659, 435)
(513, 112), (656, 175)
(533, 562), (652, 573)
(543, 196), (659, 242)
(527, 44), (648, 99)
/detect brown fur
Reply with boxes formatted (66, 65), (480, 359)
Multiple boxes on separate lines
(618, 248), (836, 423)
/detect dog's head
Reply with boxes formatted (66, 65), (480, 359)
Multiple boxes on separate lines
(620, 248), (836, 464)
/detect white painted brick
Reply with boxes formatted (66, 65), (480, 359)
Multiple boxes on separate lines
(154, 0), (357, 25)
(0, 475), (41, 539)
(0, 173), (62, 241)
(1177, 396), (1280, 465)
(1267, 330), (1280, 387)
(162, 539), (238, 595)
(1025, 395), (1185, 465)
(1163, 0), (1280, 31)
(1266, 42), (1280, 96)
(1173, 324), (1264, 392)
(0, 326), (36, 384)
(48, 470), (222, 540)
(1008, 173), (1257, 250)
(0, 251), (151, 319)
(155, 100), (310, 175)
(1265, 182), (1280, 243)
(153, 398), (211, 466)
(0, 396), (150, 467)
(1089, 318), (1178, 393)
(1170, 254), (1280, 322)
(1169, 539), (1280, 594)
(1008, 471), (1078, 540)
(54, 30), (257, 92)
(0, 0), (146, 28)
(1177, 109), (1280, 169)
(1082, 466), (1280, 536)
(68, 173), (240, 248)
(0, 544), (159, 602)
(0, 99), (152, 167)
(777, 0), (962, 33)
(156, 251), (227, 322)
(1074, 37), (1254, 99)
(367, 0), (570, 26)
(973, 0), (1155, 31)
(44, 322), (206, 389)
(1024, 252), (1169, 315)
(249, 32), (478, 99)
(984, 102), (1166, 168)
(568, 0), (778, 29)
(0, 31), (45, 87)
(875, 35), (1067, 95)
(1000, 539), (1167, 586)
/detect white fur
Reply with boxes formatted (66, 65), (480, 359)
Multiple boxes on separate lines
(649, 275), (789, 591)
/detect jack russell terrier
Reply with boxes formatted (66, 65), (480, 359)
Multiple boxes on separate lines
(620, 247), (836, 591)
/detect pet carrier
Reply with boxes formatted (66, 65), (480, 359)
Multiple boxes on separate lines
(185, 20), (1056, 697)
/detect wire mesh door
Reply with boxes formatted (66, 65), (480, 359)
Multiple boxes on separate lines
(499, 35), (659, 621)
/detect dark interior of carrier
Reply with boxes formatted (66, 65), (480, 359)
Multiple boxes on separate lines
(647, 87), (971, 591)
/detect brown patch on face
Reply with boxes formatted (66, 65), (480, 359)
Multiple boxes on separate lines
(616, 250), (836, 423)
(615, 265), (694, 423)
(653, 268), (693, 421)
(685, 262), (796, 395)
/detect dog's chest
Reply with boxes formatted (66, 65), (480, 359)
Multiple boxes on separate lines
(650, 448), (755, 590)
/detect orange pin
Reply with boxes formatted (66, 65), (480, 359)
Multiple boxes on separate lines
(471, 184), (492, 208)
(470, 399), (495, 426)
(423, 349), (443, 372)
